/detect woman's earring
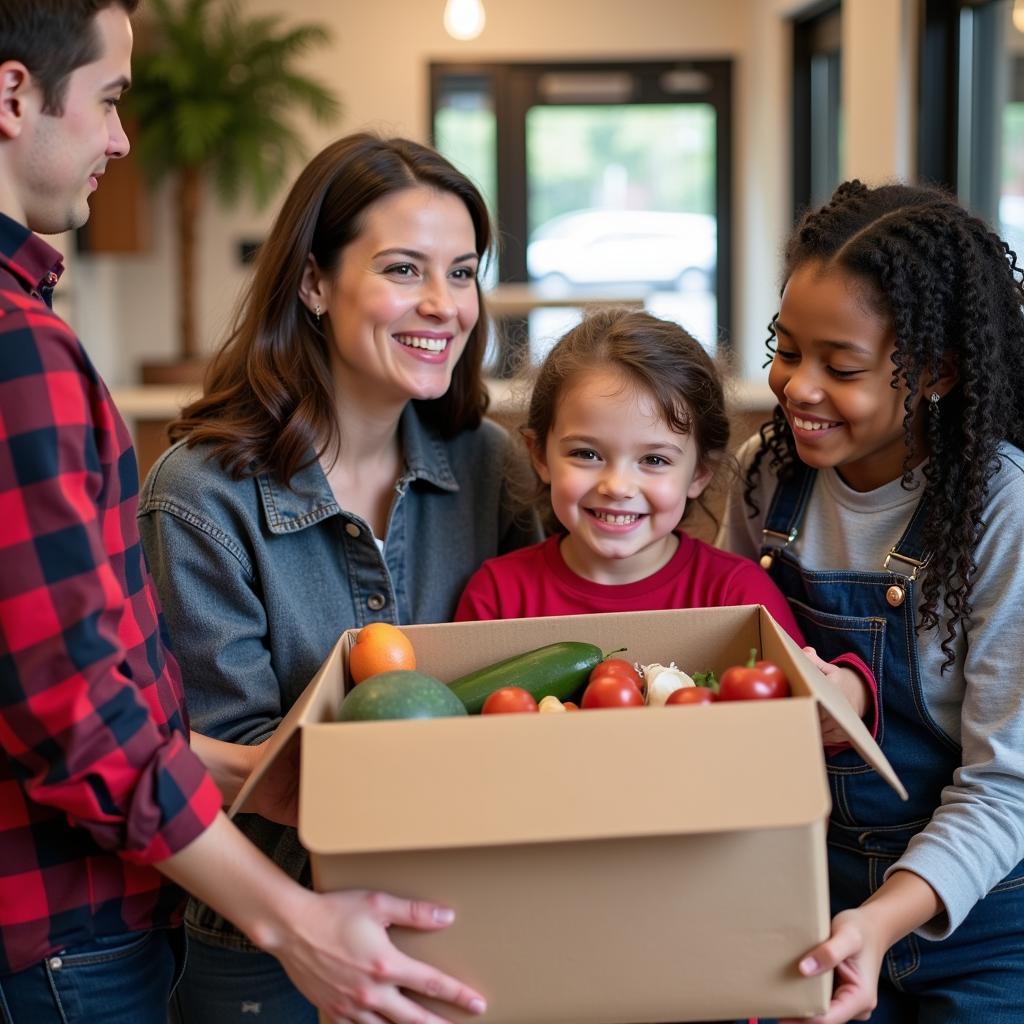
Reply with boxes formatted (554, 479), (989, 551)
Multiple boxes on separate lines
(314, 303), (322, 324)
(928, 392), (940, 410)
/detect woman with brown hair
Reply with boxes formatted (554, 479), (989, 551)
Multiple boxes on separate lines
(139, 132), (540, 1023)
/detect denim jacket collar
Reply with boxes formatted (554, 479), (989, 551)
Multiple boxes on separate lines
(257, 403), (460, 535)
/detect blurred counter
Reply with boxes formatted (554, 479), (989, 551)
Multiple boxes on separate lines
(112, 377), (776, 482)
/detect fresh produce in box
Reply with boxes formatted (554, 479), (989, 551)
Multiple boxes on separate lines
(339, 627), (791, 721)
(481, 687), (539, 714)
(447, 641), (604, 714)
(641, 663), (695, 706)
(717, 648), (791, 701)
(587, 657), (642, 689)
(537, 695), (569, 714)
(581, 672), (644, 709)
(348, 622), (416, 684)
(339, 669), (466, 721)
(665, 686), (717, 706)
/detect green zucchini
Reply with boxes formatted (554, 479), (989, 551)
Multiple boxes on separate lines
(447, 641), (604, 714)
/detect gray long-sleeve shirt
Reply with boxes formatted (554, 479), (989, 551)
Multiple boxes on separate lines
(721, 436), (1024, 939)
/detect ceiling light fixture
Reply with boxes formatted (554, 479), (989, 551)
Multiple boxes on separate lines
(444, 0), (486, 41)
(1014, 0), (1024, 34)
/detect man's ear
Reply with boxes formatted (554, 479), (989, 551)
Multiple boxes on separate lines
(521, 428), (551, 484)
(0, 62), (34, 140)
(298, 254), (327, 315)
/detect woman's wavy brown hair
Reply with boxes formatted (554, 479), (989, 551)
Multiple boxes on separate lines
(169, 132), (493, 484)
(520, 308), (730, 534)
(745, 179), (1024, 669)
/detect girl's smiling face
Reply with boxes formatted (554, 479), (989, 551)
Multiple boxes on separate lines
(769, 261), (931, 492)
(531, 366), (712, 585)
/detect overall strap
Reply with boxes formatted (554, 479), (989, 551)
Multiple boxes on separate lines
(759, 462), (817, 569)
(883, 493), (931, 579)
(761, 461), (817, 560)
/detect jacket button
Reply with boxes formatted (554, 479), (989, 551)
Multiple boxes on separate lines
(367, 593), (386, 610)
(48, 956), (63, 970)
(345, 523), (360, 538)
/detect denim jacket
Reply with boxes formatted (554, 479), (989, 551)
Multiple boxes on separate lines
(138, 405), (541, 949)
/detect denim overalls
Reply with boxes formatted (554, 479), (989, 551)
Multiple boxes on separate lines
(758, 465), (1024, 1023)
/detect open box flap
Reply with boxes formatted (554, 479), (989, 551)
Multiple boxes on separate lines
(229, 639), (346, 818)
(758, 609), (908, 801)
(297, 697), (831, 856)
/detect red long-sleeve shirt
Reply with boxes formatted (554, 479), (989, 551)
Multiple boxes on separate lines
(456, 531), (807, 630)
(0, 213), (220, 974)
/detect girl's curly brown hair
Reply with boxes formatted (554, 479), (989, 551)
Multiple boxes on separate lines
(745, 180), (1024, 669)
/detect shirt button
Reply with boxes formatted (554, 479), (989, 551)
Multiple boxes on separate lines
(367, 593), (386, 611)
(345, 523), (361, 538)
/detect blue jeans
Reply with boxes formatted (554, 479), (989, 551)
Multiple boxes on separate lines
(0, 928), (183, 1024)
(169, 932), (316, 1024)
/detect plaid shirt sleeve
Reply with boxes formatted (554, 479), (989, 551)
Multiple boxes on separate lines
(0, 294), (221, 867)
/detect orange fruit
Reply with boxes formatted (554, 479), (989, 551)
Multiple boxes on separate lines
(349, 622), (416, 684)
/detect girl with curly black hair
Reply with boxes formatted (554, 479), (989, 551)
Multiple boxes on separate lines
(721, 180), (1024, 1023)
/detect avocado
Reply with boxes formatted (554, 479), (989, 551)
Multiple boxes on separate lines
(338, 670), (467, 721)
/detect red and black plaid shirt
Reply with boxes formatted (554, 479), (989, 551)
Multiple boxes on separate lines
(0, 212), (221, 975)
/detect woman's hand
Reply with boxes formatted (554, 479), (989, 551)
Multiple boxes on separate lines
(779, 907), (885, 1024)
(800, 647), (870, 746)
(262, 888), (487, 1024)
(189, 733), (299, 826)
(246, 736), (301, 827)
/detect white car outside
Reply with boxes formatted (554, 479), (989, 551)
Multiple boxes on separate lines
(527, 208), (717, 290)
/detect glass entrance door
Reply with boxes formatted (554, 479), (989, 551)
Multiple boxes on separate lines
(432, 59), (732, 371)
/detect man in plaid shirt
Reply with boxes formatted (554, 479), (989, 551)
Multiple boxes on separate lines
(0, 3), (488, 1021)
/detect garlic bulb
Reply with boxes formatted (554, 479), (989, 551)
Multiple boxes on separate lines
(538, 695), (567, 714)
(642, 662), (695, 706)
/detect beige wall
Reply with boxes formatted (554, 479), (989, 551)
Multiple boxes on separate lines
(71, 0), (918, 387)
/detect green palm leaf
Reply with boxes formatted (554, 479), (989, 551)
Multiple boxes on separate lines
(124, 0), (339, 205)
(121, 0), (340, 364)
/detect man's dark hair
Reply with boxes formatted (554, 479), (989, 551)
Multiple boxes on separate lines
(0, 0), (139, 115)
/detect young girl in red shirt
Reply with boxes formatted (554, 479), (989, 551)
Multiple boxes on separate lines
(455, 308), (872, 749)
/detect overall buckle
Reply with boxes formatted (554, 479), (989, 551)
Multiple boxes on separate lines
(759, 527), (798, 570)
(882, 549), (929, 607)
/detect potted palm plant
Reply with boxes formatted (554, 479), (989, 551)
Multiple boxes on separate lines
(125, 0), (340, 382)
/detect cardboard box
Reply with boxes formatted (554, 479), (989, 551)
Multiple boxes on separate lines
(233, 605), (905, 1023)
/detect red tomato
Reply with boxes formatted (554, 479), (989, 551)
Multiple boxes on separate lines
(481, 687), (539, 714)
(588, 658), (643, 690)
(581, 674), (644, 709)
(717, 649), (790, 701)
(562, 701), (579, 711)
(665, 686), (717, 706)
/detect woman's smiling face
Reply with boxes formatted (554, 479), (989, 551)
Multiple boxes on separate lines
(769, 260), (927, 492)
(311, 185), (480, 410)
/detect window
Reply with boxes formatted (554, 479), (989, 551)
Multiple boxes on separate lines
(792, 3), (843, 218)
(919, 0), (1024, 250)
(431, 59), (732, 372)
